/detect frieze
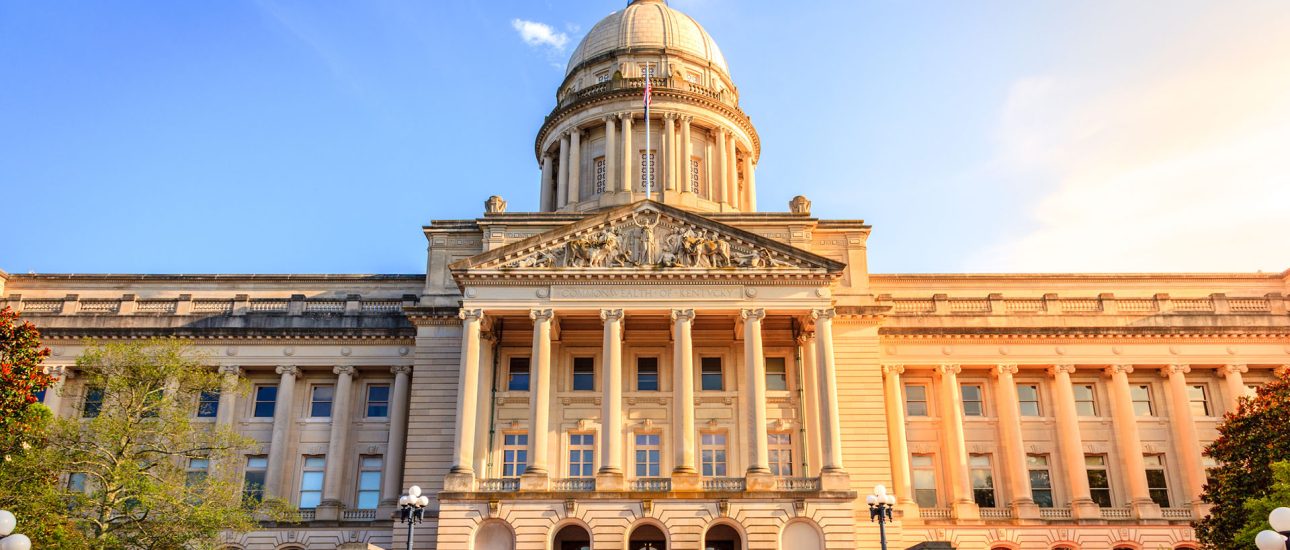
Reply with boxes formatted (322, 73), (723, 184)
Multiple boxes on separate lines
(551, 285), (743, 301)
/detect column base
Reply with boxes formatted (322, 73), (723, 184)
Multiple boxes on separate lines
(896, 501), (922, 525)
(671, 471), (701, 492)
(819, 469), (851, 492)
(314, 501), (342, 521)
(1190, 501), (1213, 519)
(1131, 500), (1163, 520)
(1011, 499), (1042, 520)
(745, 470), (775, 491)
(1071, 498), (1102, 520)
(520, 470), (550, 492)
(596, 470), (625, 491)
(951, 500), (980, 521)
(443, 472), (475, 492)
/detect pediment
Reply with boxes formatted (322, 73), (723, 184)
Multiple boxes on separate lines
(450, 201), (844, 281)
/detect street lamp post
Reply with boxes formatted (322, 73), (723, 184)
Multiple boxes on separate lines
(866, 484), (897, 550)
(1256, 507), (1290, 550)
(0, 510), (32, 550)
(398, 485), (430, 550)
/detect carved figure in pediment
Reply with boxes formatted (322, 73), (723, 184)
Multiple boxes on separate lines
(683, 229), (732, 268)
(565, 237), (597, 267)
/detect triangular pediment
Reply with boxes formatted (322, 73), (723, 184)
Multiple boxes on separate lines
(450, 201), (844, 281)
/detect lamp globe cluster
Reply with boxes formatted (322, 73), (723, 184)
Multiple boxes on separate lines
(0, 510), (31, 550)
(866, 484), (897, 507)
(398, 484), (430, 509)
(1256, 507), (1290, 550)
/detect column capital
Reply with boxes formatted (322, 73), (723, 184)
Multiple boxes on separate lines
(680, 114), (693, 124)
(276, 365), (300, 377)
(333, 365), (357, 377)
(740, 308), (766, 322)
(618, 112), (633, 122)
(670, 308), (695, 322)
(45, 364), (72, 378)
(459, 308), (484, 321)
(600, 308), (625, 322)
(935, 363), (961, 377)
(1105, 364), (1134, 377)
(1160, 364), (1191, 378)
(715, 126), (727, 137)
(992, 364), (1019, 377)
(1218, 364), (1249, 377)
(530, 308), (554, 322)
(794, 331), (816, 346)
(881, 363), (905, 376)
(390, 365), (413, 376)
(218, 365), (243, 377)
(603, 114), (618, 124)
(1047, 364), (1077, 377)
(810, 308), (836, 321)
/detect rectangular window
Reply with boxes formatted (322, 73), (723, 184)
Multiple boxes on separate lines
(310, 385), (334, 418)
(253, 385), (277, 418)
(969, 454), (996, 507)
(905, 384), (928, 416)
(186, 458), (210, 486)
(1017, 384), (1041, 416)
(1132, 385), (1154, 416)
(298, 456), (325, 509)
(765, 357), (788, 391)
(596, 70), (610, 83)
(1074, 384), (1097, 416)
(700, 433), (727, 477)
(700, 357), (723, 391)
(640, 151), (656, 191)
(508, 357), (531, 391)
(911, 454), (938, 507)
(1086, 455), (1112, 507)
(1027, 454), (1054, 507)
(572, 357), (595, 391)
(366, 385), (390, 418)
(636, 357), (659, 391)
(690, 158), (701, 193)
(502, 433), (528, 477)
(67, 472), (88, 493)
(356, 456), (383, 509)
(641, 63), (657, 79)
(1188, 385), (1211, 417)
(82, 387), (104, 418)
(593, 157), (606, 194)
(1144, 454), (1170, 507)
(768, 433), (793, 476)
(196, 390), (219, 418)
(568, 434), (595, 477)
(635, 433), (661, 477)
(961, 384), (984, 417)
(35, 387), (47, 403)
(243, 455), (268, 502)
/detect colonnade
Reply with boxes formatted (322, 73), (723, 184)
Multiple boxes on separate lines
(447, 307), (845, 491)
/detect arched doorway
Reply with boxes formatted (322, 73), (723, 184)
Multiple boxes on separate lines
(628, 523), (667, 550)
(554, 523), (592, 550)
(476, 521), (514, 550)
(781, 520), (823, 550)
(703, 523), (743, 550)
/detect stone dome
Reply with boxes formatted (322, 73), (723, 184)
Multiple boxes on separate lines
(565, 0), (729, 77)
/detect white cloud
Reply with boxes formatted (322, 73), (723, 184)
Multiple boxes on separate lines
(511, 19), (569, 51)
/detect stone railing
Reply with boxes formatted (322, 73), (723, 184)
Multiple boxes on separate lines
(1039, 508), (1073, 520)
(342, 509), (377, 521)
(631, 478), (672, 492)
(290, 509), (316, 522)
(3, 294), (417, 317)
(979, 507), (1013, 519)
(881, 292), (1285, 316)
(1100, 507), (1132, 520)
(478, 478), (520, 492)
(775, 477), (821, 491)
(919, 508), (952, 520)
(701, 477), (746, 492)
(552, 478), (596, 492)
(1161, 508), (1194, 520)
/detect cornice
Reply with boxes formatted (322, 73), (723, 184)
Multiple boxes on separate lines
(37, 328), (415, 342)
(879, 327), (1290, 339)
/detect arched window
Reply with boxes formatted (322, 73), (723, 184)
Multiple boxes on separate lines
(629, 522), (667, 550)
(476, 521), (514, 550)
(553, 523), (592, 550)
(781, 520), (823, 550)
(703, 522), (744, 550)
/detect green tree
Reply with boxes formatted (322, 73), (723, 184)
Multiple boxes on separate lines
(1233, 461), (1290, 547)
(1197, 370), (1290, 549)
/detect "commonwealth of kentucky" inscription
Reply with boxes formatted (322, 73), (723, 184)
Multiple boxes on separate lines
(551, 285), (743, 301)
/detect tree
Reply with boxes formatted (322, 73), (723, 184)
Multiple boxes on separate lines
(1197, 369), (1290, 549)
(1232, 461), (1290, 547)
(0, 306), (54, 451)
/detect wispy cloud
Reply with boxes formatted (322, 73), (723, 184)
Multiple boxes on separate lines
(511, 19), (569, 51)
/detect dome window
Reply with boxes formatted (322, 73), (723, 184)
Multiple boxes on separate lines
(596, 70), (611, 83)
(641, 63), (658, 79)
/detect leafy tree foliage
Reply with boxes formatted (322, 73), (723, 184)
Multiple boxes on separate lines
(0, 306), (54, 451)
(1232, 461), (1290, 547)
(1197, 370), (1290, 549)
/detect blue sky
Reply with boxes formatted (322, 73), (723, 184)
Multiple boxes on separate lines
(2, 0), (1288, 275)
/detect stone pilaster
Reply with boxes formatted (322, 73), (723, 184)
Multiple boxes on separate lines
(1161, 364), (1208, 516)
(992, 364), (1039, 519)
(671, 309), (699, 490)
(447, 309), (484, 491)
(935, 363), (979, 520)
(882, 364), (917, 515)
(380, 364), (412, 507)
(597, 309), (625, 490)
(811, 308), (850, 491)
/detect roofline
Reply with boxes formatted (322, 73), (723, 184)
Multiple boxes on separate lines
(871, 270), (1290, 281)
(4, 273), (425, 282)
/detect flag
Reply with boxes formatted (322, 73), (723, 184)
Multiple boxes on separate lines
(644, 78), (652, 107)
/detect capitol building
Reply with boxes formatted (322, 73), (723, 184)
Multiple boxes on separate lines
(5, 1), (1289, 549)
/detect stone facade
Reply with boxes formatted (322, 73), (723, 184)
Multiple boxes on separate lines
(5, 1), (1289, 549)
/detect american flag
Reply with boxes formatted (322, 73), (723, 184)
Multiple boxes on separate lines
(644, 78), (652, 106)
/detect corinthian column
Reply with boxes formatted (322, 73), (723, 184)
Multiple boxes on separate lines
(598, 309), (625, 490)
(742, 308), (771, 484)
(992, 364), (1039, 518)
(663, 114), (676, 192)
(882, 364), (915, 510)
(523, 309), (554, 491)
(557, 133), (570, 208)
(811, 308), (850, 491)
(381, 365), (412, 506)
(1217, 364), (1249, 414)
(936, 363), (979, 520)
(539, 153), (554, 211)
(680, 116), (693, 193)
(1105, 364), (1160, 519)
(800, 333), (823, 474)
(567, 130), (581, 205)
(318, 365), (357, 519)
(472, 331), (496, 478)
(215, 366), (241, 427)
(265, 365), (300, 498)
(1161, 364), (1207, 515)
(671, 309), (698, 489)
(620, 113), (634, 194)
(603, 116), (617, 194)
(1049, 364), (1099, 519)
(447, 309), (484, 490)
(714, 128), (728, 204)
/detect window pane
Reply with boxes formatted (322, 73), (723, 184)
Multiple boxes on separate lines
(573, 358), (595, 391)
(508, 358), (531, 391)
(197, 390), (220, 418)
(765, 357), (788, 391)
(254, 386), (277, 418)
(636, 357), (659, 391)
(366, 385), (390, 418)
(311, 386), (334, 418)
(701, 357), (723, 391)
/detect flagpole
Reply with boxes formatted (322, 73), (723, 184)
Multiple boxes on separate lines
(645, 81), (651, 198)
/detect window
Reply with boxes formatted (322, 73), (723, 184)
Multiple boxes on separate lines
(366, 385), (390, 418)
(911, 454), (937, 507)
(243, 456), (268, 502)
(1017, 384), (1041, 416)
(690, 158), (701, 193)
(635, 434), (661, 477)
(1188, 385), (1211, 417)
(1132, 385), (1154, 416)
(82, 387), (104, 418)
(700, 357), (723, 391)
(356, 456), (382, 509)
(310, 385), (334, 418)
(34, 387), (47, 403)
(197, 390), (219, 418)
(502, 433), (527, 477)
(961, 384), (984, 416)
(640, 151), (656, 191)
(905, 384), (929, 416)
(67, 472), (88, 493)
(765, 357), (788, 391)
(636, 357), (659, 391)
(685, 73), (699, 84)
(299, 456), (325, 509)
(186, 458), (210, 486)
(641, 63), (657, 79)
(1027, 454), (1054, 507)
(508, 357), (531, 391)
(596, 70), (610, 83)
(969, 454), (996, 507)
(700, 433), (727, 477)
(568, 434), (595, 477)
(1074, 384), (1097, 416)
(593, 157), (606, 194)
(1086, 455), (1112, 507)
(572, 357), (595, 391)
(768, 433), (793, 476)
(253, 385), (277, 418)
(1145, 454), (1170, 507)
